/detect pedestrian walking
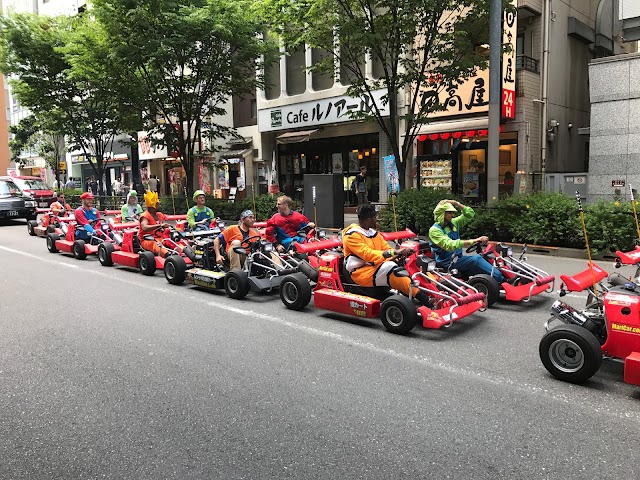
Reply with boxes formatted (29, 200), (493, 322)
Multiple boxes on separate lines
(89, 175), (99, 196)
(148, 175), (159, 193)
(355, 166), (368, 205)
(65, 177), (75, 189)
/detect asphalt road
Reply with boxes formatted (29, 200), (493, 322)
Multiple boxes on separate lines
(0, 218), (638, 479)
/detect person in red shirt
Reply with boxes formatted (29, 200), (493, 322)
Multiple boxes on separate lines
(265, 196), (314, 252)
(213, 209), (260, 269)
(74, 192), (100, 240)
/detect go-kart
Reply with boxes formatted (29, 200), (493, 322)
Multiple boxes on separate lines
(540, 263), (640, 386)
(46, 219), (120, 260)
(27, 208), (73, 237)
(175, 216), (225, 233)
(279, 231), (485, 334)
(163, 230), (227, 289)
(451, 241), (555, 306)
(98, 222), (197, 275)
(614, 245), (640, 281)
(223, 235), (317, 300)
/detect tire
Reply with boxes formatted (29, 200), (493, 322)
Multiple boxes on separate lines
(46, 225), (56, 234)
(224, 269), (250, 299)
(467, 274), (501, 306)
(27, 220), (37, 236)
(73, 240), (87, 260)
(98, 242), (115, 266)
(380, 295), (418, 335)
(139, 251), (157, 276)
(539, 324), (603, 384)
(280, 273), (312, 310)
(46, 233), (59, 253)
(164, 255), (187, 285)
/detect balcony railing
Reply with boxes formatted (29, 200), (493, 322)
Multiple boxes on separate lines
(515, 55), (540, 74)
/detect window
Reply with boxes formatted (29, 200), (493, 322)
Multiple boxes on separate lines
(311, 48), (334, 90)
(250, 99), (257, 119)
(285, 46), (306, 95)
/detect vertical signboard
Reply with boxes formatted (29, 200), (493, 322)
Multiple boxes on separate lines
(383, 155), (400, 195)
(502, 4), (517, 119)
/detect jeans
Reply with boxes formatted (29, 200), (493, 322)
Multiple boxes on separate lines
(357, 191), (368, 205)
(454, 254), (505, 283)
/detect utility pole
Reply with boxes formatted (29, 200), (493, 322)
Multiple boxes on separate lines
(487, 0), (501, 204)
(540, 0), (551, 192)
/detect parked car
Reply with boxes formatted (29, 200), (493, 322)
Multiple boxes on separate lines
(4, 176), (55, 207)
(0, 178), (37, 221)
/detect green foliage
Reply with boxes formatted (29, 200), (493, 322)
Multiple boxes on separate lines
(378, 190), (639, 254)
(378, 188), (463, 234)
(159, 193), (300, 222)
(261, 0), (492, 188)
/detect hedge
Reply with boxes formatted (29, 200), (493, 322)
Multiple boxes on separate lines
(378, 188), (640, 254)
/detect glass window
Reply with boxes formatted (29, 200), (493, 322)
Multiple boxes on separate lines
(0, 180), (20, 196)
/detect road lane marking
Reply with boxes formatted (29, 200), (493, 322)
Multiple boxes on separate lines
(1, 244), (639, 422)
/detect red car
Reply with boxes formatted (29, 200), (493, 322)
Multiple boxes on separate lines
(6, 176), (56, 208)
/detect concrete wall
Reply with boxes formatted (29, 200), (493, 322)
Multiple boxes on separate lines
(587, 52), (640, 201)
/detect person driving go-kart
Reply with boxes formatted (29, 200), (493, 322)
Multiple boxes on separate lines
(74, 192), (101, 240)
(343, 203), (432, 306)
(121, 190), (142, 221)
(213, 209), (260, 269)
(139, 191), (195, 260)
(50, 192), (71, 216)
(265, 195), (315, 253)
(428, 199), (504, 283)
(187, 190), (215, 230)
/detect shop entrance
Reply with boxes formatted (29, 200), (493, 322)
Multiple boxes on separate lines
(277, 133), (379, 205)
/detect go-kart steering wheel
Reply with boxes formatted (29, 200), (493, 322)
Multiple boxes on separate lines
(466, 240), (487, 254)
(240, 235), (263, 249)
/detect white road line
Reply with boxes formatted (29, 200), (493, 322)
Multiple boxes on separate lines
(1, 244), (638, 422)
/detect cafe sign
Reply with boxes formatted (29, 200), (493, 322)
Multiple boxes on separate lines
(258, 89), (390, 132)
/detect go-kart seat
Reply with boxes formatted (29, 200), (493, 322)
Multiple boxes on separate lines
(341, 264), (407, 300)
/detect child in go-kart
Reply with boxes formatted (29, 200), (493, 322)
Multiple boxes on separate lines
(73, 192), (101, 240)
(213, 209), (260, 269)
(120, 190), (142, 221)
(139, 191), (195, 260)
(428, 200), (504, 283)
(187, 190), (216, 231)
(343, 203), (432, 306)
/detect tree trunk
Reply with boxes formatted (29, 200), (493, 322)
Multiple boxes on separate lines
(130, 133), (142, 194)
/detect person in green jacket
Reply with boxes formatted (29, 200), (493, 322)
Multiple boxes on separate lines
(121, 190), (143, 221)
(187, 190), (216, 230)
(428, 199), (504, 283)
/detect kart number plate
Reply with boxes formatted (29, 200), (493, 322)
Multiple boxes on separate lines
(7, 210), (18, 216)
(38, 202), (48, 207)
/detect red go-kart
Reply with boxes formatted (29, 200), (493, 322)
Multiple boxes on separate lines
(278, 230), (485, 335)
(28, 208), (73, 237)
(46, 219), (121, 260)
(541, 261), (640, 386)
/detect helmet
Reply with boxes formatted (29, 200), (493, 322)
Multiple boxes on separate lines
(144, 190), (159, 208)
(193, 190), (205, 201)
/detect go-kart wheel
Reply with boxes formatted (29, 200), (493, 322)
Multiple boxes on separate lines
(539, 324), (602, 384)
(73, 240), (87, 260)
(46, 225), (56, 234)
(380, 295), (418, 335)
(139, 251), (157, 276)
(466, 274), (500, 306)
(98, 242), (115, 266)
(164, 255), (187, 285)
(46, 233), (59, 253)
(280, 273), (312, 310)
(225, 269), (250, 299)
(27, 220), (37, 236)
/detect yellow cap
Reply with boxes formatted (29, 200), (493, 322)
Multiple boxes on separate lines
(144, 190), (159, 208)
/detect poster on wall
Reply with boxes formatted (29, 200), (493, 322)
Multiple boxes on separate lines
(199, 163), (212, 194)
(383, 155), (399, 195)
(463, 172), (479, 197)
(140, 166), (149, 183)
(332, 153), (343, 173)
(218, 164), (229, 189)
(348, 152), (359, 172)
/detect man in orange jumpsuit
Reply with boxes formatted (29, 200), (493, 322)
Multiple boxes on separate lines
(342, 203), (431, 306)
(138, 191), (195, 260)
(50, 193), (71, 216)
(213, 209), (260, 269)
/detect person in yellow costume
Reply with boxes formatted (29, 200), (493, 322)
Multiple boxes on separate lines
(342, 203), (432, 306)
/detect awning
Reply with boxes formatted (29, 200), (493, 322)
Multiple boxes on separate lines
(218, 148), (252, 160)
(413, 117), (489, 136)
(276, 129), (319, 144)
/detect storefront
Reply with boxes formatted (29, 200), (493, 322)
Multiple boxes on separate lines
(258, 90), (390, 206)
(416, 128), (518, 202)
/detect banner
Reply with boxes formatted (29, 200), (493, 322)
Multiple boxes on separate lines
(383, 155), (400, 195)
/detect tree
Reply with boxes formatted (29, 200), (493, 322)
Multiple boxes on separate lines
(262, 0), (495, 190)
(0, 13), (140, 202)
(93, 0), (273, 197)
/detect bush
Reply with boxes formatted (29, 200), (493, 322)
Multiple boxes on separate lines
(377, 189), (640, 253)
